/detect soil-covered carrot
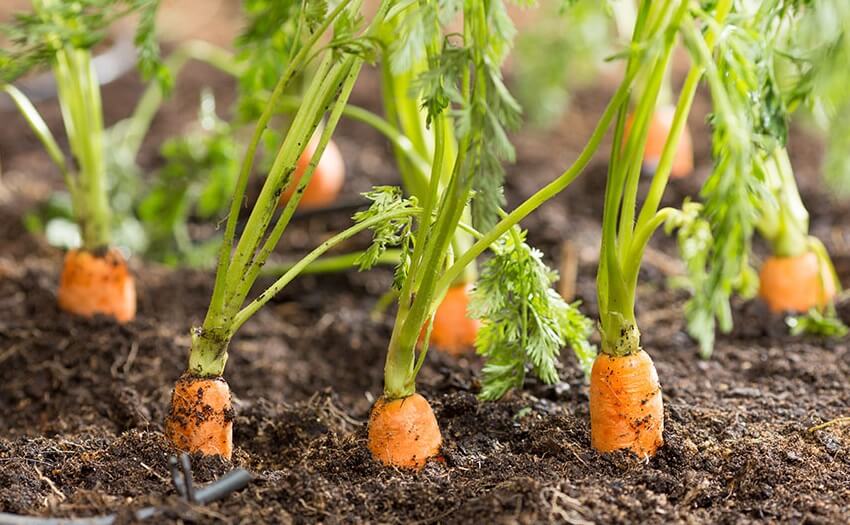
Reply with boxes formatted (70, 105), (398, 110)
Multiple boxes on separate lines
(759, 252), (837, 313)
(593, 0), (734, 455)
(589, 350), (663, 456)
(625, 105), (694, 179)
(58, 248), (136, 323)
(0, 1), (165, 324)
(165, 374), (233, 459)
(165, 0), (403, 456)
(367, 393), (441, 469)
(279, 137), (345, 209)
(423, 284), (480, 356)
(361, 0), (601, 467)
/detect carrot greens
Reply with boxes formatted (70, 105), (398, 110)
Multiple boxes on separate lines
(352, 0), (601, 401)
(1, 0), (167, 252)
(669, 0), (846, 355)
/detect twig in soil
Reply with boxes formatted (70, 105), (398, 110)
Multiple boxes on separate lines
(139, 462), (169, 484)
(808, 416), (850, 432)
(558, 241), (579, 302)
(0, 344), (20, 365)
(33, 467), (66, 503)
(542, 486), (592, 525)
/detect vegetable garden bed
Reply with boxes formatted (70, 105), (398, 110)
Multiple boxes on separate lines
(1, 0), (849, 523)
(1, 67), (848, 522)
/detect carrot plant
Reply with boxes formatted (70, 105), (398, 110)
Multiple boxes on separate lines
(1, 0), (166, 322)
(164, 0), (406, 459)
(357, 0), (610, 469)
(588, 0), (746, 457)
(668, 0), (847, 356)
(20, 39), (243, 265)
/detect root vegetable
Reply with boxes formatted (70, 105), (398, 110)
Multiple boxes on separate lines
(367, 393), (441, 469)
(58, 249), (136, 323)
(165, 375), (234, 459)
(759, 251), (837, 313)
(590, 350), (663, 457)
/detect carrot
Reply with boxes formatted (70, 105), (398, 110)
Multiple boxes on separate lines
(367, 393), (442, 469)
(57, 248), (136, 323)
(165, 374), (233, 459)
(625, 105), (694, 179)
(759, 251), (837, 313)
(279, 137), (345, 209)
(589, 350), (664, 458)
(423, 283), (481, 356)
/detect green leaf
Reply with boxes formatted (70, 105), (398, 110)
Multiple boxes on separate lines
(352, 186), (418, 289)
(470, 228), (595, 400)
(787, 308), (849, 338)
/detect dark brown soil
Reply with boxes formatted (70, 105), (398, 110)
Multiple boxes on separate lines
(1, 29), (850, 525)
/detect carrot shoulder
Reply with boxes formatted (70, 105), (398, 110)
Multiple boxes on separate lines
(165, 374), (234, 459)
(759, 251), (837, 313)
(57, 248), (136, 323)
(590, 350), (663, 458)
(279, 138), (345, 209)
(423, 283), (481, 356)
(367, 393), (442, 469)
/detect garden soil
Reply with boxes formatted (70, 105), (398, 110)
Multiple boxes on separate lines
(1, 45), (849, 525)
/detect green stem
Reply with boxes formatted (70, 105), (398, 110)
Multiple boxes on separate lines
(231, 207), (420, 332)
(2, 85), (74, 191)
(598, 0), (731, 356)
(260, 249), (402, 276)
(221, 52), (340, 314)
(273, 96), (432, 182)
(232, 58), (363, 310)
(55, 47), (110, 250)
(204, 0), (356, 329)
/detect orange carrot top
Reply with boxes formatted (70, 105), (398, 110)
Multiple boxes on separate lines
(279, 136), (345, 210)
(58, 248), (136, 323)
(755, 148), (842, 313)
(625, 104), (694, 179)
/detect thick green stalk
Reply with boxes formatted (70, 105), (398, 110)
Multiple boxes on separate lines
(273, 95), (432, 177)
(600, 0), (732, 356)
(756, 148), (809, 258)
(233, 58), (363, 310)
(220, 53), (340, 313)
(260, 249), (402, 276)
(204, 0), (356, 328)
(55, 47), (110, 250)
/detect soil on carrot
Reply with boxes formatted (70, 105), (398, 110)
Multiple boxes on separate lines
(1, 55), (850, 525)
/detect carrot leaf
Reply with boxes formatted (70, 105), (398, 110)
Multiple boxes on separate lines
(470, 228), (595, 400)
(787, 308), (849, 338)
(353, 186), (418, 289)
(0, 0), (167, 87)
